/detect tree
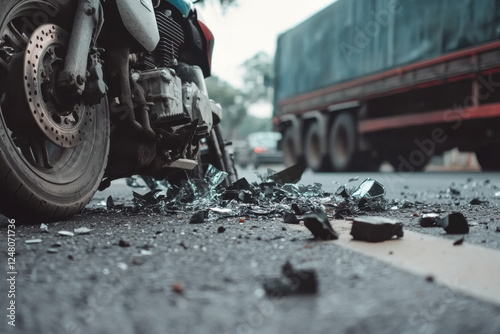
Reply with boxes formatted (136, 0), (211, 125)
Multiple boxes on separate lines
(206, 52), (276, 140)
(206, 76), (246, 139)
(240, 51), (274, 104)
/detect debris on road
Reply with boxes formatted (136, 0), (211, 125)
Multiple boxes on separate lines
(119, 239), (131, 247)
(172, 282), (185, 294)
(419, 213), (440, 227)
(436, 212), (469, 234)
(350, 216), (404, 242)
(217, 226), (226, 233)
(470, 198), (488, 205)
(40, 223), (49, 233)
(107, 196), (115, 209)
(301, 207), (339, 240)
(189, 210), (206, 224)
(453, 237), (465, 246)
(263, 261), (318, 296)
(74, 227), (92, 235)
(283, 212), (299, 225)
(58, 231), (75, 237)
(47, 248), (59, 253)
(25, 239), (43, 244)
(266, 162), (307, 185)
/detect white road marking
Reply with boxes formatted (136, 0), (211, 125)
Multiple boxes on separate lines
(295, 220), (500, 306)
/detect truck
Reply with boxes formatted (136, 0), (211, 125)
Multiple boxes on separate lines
(273, 0), (500, 172)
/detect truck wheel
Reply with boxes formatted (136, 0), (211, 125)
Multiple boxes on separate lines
(0, 1), (109, 222)
(475, 144), (500, 171)
(328, 113), (356, 172)
(305, 122), (329, 172)
(282, 127), (298, 167)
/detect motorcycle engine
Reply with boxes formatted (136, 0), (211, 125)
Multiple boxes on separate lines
(127, 8), (221, 169)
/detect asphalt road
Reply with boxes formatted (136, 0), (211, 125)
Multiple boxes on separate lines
(1, 167), (500, 334)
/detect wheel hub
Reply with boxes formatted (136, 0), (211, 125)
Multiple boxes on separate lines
(23, 24), (93, 148)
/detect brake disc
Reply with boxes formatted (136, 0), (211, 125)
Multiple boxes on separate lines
(23, 24), (93, 148)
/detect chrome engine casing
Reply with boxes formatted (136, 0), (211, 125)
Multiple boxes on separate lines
(134, 67), (221, 134)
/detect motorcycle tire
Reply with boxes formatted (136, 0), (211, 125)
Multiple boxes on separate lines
(0, 0), (110, 222)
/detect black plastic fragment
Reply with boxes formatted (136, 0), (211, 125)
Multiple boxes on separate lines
(419, 213), (440, 227)
(217, 226), (226, 233)
(351, 216), (404, 242)
(268, 163), (307, 186)
(189, 210), (207, 224)
(453, 237), (465, 246)
(227, 178), (252, 191)
(291, 203), (309, 215)
(263, 261), (318, 296)
(470, 198), (487, 205)
(106, 196), (115, 209)
(283, 212), (299, 225)
(436, 212), (469, 234)
(300, 207), (339, 240)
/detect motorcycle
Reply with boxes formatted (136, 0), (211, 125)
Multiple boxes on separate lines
(0, 0), (237, 221)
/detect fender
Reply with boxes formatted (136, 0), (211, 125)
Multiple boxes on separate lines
(116, 0), (160, 52)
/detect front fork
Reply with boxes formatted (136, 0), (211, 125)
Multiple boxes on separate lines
(57, 0), (102, 96)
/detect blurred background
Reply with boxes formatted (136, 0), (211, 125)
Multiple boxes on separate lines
(196, 0), (490, 172)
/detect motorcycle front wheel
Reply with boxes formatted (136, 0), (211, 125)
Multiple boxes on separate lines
(0, 0), (109, 222)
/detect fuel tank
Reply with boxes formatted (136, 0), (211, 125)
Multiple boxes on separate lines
(116, 0), (160, 52)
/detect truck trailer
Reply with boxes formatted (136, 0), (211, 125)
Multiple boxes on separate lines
(273, 0), (500, 172)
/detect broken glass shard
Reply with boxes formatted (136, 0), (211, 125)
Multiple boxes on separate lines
(351, 178), (386, 199)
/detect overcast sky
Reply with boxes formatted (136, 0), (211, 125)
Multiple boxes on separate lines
(199, 0), (334, 89)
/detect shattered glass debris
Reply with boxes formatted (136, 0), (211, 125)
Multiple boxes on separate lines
(58, 231), (74, 237)
(122, 165), (395, 242)
(263, 261), (318, 296)
(350, 216), (404, 242)
(40, 223), (49, 233)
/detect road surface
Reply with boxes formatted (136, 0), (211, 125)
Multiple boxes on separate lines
(1, 167), (500, 334)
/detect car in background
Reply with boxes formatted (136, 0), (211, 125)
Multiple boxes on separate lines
(236, 132), (283, 169)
